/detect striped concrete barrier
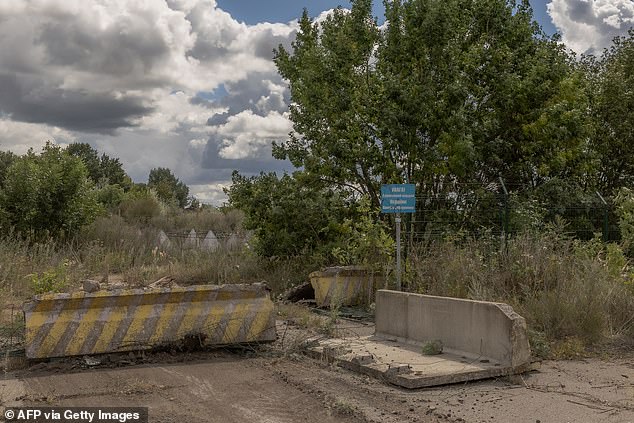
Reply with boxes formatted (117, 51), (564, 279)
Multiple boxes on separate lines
(309, 266), (383, 307)
(23, 283), (276, 359)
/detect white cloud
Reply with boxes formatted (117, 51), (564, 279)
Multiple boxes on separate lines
(548, 0), (634, 54)
(314, 8), (346, 25)
(166, 0), (212, 13)
(189, 182), (231, 205)
(214, 110), (292, 159)
(0, 0), (297, 128)
(0, 0), (299, 204)
(136, 90), (223, 134)
(0, 119), (76, 154)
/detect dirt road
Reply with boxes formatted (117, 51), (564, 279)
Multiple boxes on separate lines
(0, 351), (446, 423)
(1, 320), (633, 422)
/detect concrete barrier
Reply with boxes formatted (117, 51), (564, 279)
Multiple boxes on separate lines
(23, 283), (276, 359)
(157, 230), (171, 248)
(375, 290), (530, 368)
(202, 230), (220, 251)
(309, 266), (383, 307)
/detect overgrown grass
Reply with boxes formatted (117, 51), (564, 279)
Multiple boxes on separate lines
(0, 236), (81, 301)
(0, 212), (319, 309)
(149, 208), (244, 234)
(405, 230), (634, 354)
(2, 209), (632, 358)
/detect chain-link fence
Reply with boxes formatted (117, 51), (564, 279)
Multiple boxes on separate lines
(397, 180), (619, 247)
(0, 303), (25, 357)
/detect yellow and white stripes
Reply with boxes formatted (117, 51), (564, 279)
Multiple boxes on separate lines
(23, 283), (276, 359)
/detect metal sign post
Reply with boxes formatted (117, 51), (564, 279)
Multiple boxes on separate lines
(381, 184), (415, 291)
(395, 213), (401, 291)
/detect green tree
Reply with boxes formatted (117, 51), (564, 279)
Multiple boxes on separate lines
(226, 171), (351, 257)
(590, 29), (634, 195)
(99, 154), (131, 189)
(66, 143), (101, 183)
(94, 184), (125, 211)
(379, 0), (590, 188)
(148, 167), (190, 208)
(0, 143), (101, 238)
(118, 185), (163, 223)
(66, 143), (131, 189)
(274, 2), (384, 207)
(274, 0), (590, 211)
(0, 150), (17, 188)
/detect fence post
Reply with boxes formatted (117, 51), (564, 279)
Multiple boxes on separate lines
(596, 191), (608, 241)
(499, 177), (509, 247)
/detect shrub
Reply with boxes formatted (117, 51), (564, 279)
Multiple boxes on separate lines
(406, 230), (634, 348)
(0, 143), (102, 238)
(119, 188), (163, 223)
(329, 198), (394, 270)
(226, 171), (350, 257)
(95, 184), (125, 211)
(29, 260), (69, 294)
(615, 187), (634, 254)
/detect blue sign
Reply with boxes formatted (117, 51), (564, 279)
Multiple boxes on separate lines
(381, 184), (416, 213)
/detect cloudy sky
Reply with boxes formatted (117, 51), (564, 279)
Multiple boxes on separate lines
(0, 0), (632, 204)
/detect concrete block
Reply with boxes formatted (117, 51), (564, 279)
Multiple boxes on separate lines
(185, 229), (198, 248)
(308, 336), (537, 389)
(373, 290), (408, 337)
(23, 283), (276, 359)
(375, 290), (530, 368)
(226, 233), (242, 251)
(309, 266), (384, 307)
(202, 230), (219, 251)
(157, 230), (171, 248)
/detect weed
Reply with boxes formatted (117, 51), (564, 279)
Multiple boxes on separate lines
(0, 312), (24, 348)
(28, 260), (69, 294)
(550, 337), (586, 360)
(277, 303), (324, 332)
(320, 283), (344, 337)
(331, 399), (356, 416)
(421, 340), (443, 355)
(527, 329), (551, 359)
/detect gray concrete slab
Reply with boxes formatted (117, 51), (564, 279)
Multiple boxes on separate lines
(307, 291), (533, 389)
(307, 335), (537, 389)
(376, 290), (531, 368)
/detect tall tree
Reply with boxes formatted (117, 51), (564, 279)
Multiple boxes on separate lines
(274, 0), (589, 210)
(0, 143), (101, 237)
(274, 1), (384, 207)
(66, 143), (131, 189)
(0, 151), (17, 188)
(99, 154), (131, 189)
(66, 143), (101, 183)
(379, 0), (590, 190)
(148, 167), (189, 208)
(590, 29), (634, 195)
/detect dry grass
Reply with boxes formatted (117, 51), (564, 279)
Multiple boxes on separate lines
(405, 231), (634, 354)
(150, 208), (244, 234)
(0, 212), (317, 313)
(3, 208), (632, 360)
(277, 303), (328, 331)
